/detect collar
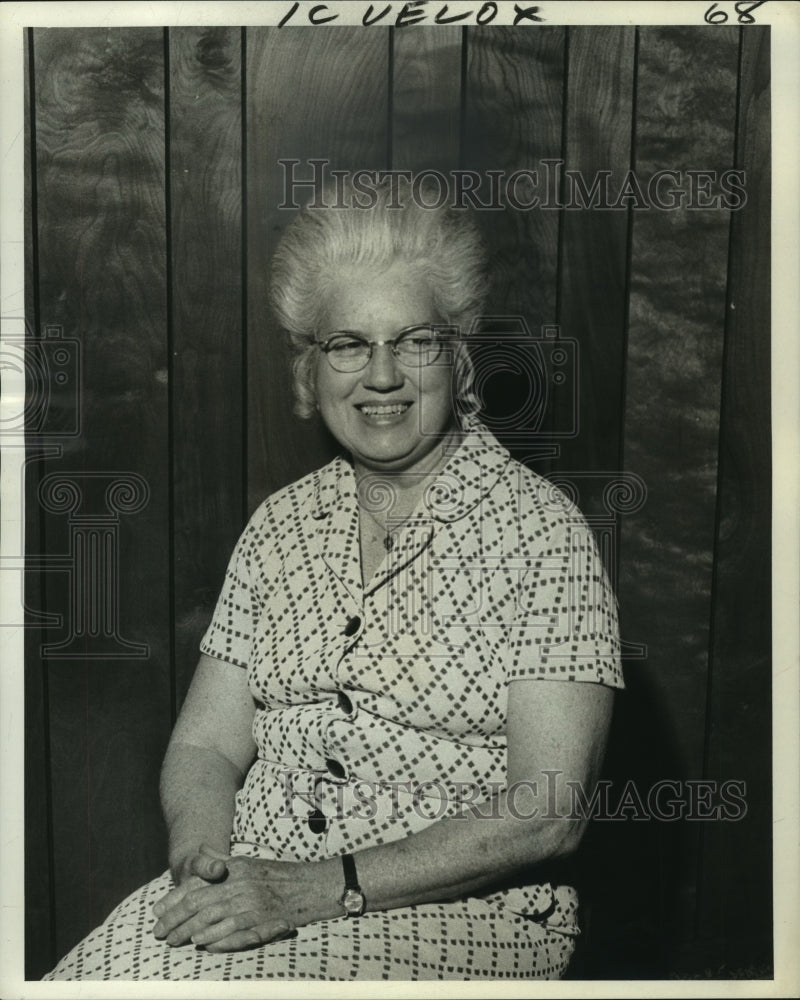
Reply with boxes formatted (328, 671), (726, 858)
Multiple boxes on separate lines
(309, 421), (511, 525)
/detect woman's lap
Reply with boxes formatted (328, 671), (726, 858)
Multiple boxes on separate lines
(43, 871), (577, 981)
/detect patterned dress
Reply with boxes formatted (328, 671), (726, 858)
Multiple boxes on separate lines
(45, 423), (623, 981)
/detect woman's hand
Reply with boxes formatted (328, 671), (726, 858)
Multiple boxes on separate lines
(153, 845), (232, 945)
(152, 852), (328, 953)
(172, 843), (230, 887)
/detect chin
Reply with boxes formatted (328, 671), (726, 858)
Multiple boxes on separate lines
(350, 432), (416, 464)
(353, 450), (417, 471)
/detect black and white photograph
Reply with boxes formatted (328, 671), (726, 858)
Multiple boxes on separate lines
(1, 0), (797, 993)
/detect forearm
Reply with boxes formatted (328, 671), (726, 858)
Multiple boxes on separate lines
(294, 785), (583, 926)
(294, 680), (612, 926)
(362, 789), (576, 909)
(152, 782), (582, 948)
(160, 740), (245, 881)
(151, 682), (611, 951)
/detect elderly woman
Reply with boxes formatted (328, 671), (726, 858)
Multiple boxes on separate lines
(45, 180), (623, 981)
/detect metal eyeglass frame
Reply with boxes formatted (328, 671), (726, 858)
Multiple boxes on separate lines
(315, 324), (458, 373)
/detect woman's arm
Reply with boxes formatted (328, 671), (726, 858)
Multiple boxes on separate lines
(160, 653), (257, 884)
(350, 676), (614, 909)
(152, 677), (613, 950)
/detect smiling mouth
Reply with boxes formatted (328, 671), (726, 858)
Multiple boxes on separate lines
(356, 403), (410, 417)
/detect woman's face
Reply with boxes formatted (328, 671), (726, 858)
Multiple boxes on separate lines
(315, 261), (459, 478)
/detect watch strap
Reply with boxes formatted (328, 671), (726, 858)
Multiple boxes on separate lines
(339, 853), (365, 917)
(342, 852), (359, 891)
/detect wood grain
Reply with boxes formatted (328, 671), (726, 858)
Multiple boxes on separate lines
(546, 27), (644, 977)
(246, 27), (389, 508)
(32, 26), (172, 961)
(461, 27), (565, 469)
(614, 24), (740, 972)
(463, 27), (564, 324)
(619, 20), (740, 776)
(22, 22), (774, 981)
(168, 27), (245, 710)
(23, 27), (56, 979)
(391, 26), (462, 170)
(555, 27), (635, 517)
(694, 27), (772, 975)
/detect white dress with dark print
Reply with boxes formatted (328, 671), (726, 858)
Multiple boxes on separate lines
(45, 424), (623, 981)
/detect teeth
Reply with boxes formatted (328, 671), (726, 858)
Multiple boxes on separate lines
(359, 404), (409, 416)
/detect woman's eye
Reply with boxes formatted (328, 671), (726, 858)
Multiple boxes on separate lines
(402, 326), (435, 343)
(401, 335), (436, 351)
(329, 338), (365, 354)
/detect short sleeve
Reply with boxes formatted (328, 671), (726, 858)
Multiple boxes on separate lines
(505, 514), (624, 688)
(200, 519), (260, 669)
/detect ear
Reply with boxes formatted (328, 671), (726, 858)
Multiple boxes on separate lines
(453, 341), (481, 422)
(292, 345), (319, 419)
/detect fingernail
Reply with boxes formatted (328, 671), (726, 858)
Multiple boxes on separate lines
(153, 922), (164, 937)
(153, 903), (163, 917)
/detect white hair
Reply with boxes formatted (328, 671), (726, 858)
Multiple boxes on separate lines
(269, 176), (489, 419)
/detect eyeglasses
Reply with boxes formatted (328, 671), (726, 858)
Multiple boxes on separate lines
(316, 325), (457, 373)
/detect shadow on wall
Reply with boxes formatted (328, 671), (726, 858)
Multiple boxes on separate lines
(571, 661), (692, 980)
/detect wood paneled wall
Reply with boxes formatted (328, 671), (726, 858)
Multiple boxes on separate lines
(24, 25), (771, 980)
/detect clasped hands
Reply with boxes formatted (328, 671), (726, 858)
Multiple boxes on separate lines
(152, 845), (301, 953)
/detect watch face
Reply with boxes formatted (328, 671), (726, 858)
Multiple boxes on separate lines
(342, 888), (365, 916)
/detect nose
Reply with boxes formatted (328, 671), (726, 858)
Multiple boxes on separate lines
(363, 342), (404, 391)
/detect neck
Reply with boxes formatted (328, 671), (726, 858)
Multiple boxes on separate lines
(352, 425), (464, 494)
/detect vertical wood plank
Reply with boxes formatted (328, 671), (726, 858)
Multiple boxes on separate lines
(696, 26), (772, 975)
(392, 26), (462, 170)
(614, 24), (740, 972)
(168, 27), (244, 709)
(556, 27), (635, 516)
(23, 27), (56, 980)
(246, 27), (389, 508)
(22, 20), (772, 982)
(461, 28), (565, 467)
(548, 28), (640, 976)
(619, 20), (740, 785)
(463, 27), (564, 328)
(32, 27), (172, 959)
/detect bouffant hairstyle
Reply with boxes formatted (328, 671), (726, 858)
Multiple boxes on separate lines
(268, 176), (489, 419)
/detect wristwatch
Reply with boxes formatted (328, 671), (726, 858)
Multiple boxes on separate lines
(339, 852), (366, 917)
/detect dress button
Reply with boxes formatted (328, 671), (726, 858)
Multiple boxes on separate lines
(307, 809), (327, 834)
(337, 690), (353, 714)
(325, 757), (347, 780)
(343, 615), (361, 637)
